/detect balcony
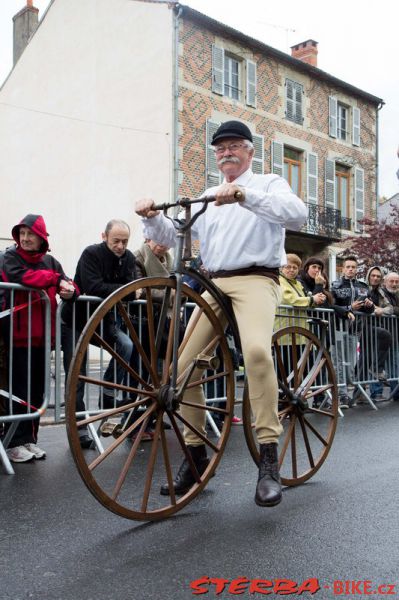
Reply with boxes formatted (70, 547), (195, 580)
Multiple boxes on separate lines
(303, 202), (351, 240)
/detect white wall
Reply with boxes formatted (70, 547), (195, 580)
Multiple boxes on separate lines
(0, 0), (174, 275)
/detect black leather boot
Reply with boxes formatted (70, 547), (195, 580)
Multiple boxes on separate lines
(160, 444), (209, 496)
(255, 442), (282, 507)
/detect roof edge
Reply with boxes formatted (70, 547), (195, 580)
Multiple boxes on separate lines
(179, 4), (384, 106)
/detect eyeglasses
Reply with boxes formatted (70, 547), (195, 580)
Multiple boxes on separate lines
(213, 142), (249, 155)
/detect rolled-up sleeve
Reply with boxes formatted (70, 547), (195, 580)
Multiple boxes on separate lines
(141, 214), (177, 248)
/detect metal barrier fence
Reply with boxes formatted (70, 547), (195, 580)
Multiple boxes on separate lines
(276, 304), (399, 409)
(54, 296), (238, 449)
(2, 287), (399, 474)
(0, 282), (51, 474)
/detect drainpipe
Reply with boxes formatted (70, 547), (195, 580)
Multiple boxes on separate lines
(375, 101), (384, 218)
(172, 4), (183, 203)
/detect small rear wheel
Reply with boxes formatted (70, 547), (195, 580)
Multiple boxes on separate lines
(243, 326), (338, 486)
(66, 277), (235, 520)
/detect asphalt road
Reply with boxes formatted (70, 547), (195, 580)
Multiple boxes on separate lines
(2, 400), (399, 600)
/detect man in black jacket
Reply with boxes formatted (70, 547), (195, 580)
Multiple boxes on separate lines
(331, 255), (374, 407)
(62, 220), (137, 447)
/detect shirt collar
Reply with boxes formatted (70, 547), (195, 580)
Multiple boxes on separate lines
(223, 168), (253, 186)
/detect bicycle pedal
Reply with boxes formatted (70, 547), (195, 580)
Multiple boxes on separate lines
(100, 421), (123, 438)
(195, 353), (220, 370)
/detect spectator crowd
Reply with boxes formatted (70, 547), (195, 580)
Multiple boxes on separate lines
(2, 210), (399, 466)
(2, 213), (399, 466)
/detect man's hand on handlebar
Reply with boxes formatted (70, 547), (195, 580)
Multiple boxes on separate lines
(214, 184), (245, 206)
(135, 198), (160, 219)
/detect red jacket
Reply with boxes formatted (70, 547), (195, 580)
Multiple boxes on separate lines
(1, 214), (79, 347)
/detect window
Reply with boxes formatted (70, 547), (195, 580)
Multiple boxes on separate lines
(337, 104), (348, 141)
(224, 55), (240, 100)
(272, 142), (305, 197)
(283, 148), (302, 197)
(212, 45), (257, 107)
(335, 164), (350, 220)
(329, 96), (361, 146)
(285, 79), (303, 125)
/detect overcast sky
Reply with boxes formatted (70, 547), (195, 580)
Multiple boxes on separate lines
(1, 0), (398, 199)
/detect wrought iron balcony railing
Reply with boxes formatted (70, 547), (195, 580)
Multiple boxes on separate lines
(303, 202), (351, 239)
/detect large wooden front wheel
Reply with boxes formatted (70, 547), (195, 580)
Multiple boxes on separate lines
(243, 326), (338, 486)
(66, 277), (235, 521)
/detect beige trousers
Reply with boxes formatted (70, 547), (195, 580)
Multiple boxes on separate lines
(179, 275), (283, 445)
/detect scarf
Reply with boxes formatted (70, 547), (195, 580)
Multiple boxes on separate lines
(135, 243), (173, 277)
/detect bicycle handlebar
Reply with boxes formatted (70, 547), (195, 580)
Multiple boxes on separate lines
(152, 190), (243, 211)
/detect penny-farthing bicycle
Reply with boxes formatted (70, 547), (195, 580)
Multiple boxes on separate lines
(66, 197), (338, 521)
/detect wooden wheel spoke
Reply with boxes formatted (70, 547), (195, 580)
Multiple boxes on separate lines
(273, 339), (289, 388)
(75, 397), (151, 427)
(176, 335), (222, 386)
(308, 407), (335, 417)
(111, 416), (150, 501)
(177, 307), (205, 359)
(297, 339), (314, 382)
(160, 420), (177, 506)
(91, 332), (153, 391)
(173, 412), (219, 453)
(168, 413), (203, 485)
(116, 301), (159, 385)
(300, 357), (326, 397)
(141, 413), (164, 512)
(278, 414), (296, 466)
(144, 292), (158, 380)
(291, 336), (299, 388)
(302, 416), (329, 446)
(290, 419), (298, 479)
(305, 383), (334, 399)
(185, 370), (229, 390)
(278, 406), (292, 420)
(298, 415), (315, 469)
(78, 375), (155, 398)
(179, 400), (229, 415)
(162, 296), (177, 384)
(88, 404), (156, 471)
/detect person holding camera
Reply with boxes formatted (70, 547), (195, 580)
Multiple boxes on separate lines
(331, 255), (390, 406)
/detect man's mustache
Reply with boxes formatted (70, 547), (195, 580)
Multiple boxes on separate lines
(218, 156), (240, 165)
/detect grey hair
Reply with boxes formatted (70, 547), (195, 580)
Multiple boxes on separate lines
(104, 219), (130, 235)
(384, 271), (399, 281)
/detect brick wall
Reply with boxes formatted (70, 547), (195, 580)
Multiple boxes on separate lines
(177, 16), (377, 222)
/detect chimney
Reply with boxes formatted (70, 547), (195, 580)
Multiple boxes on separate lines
(291, 39), (318, 67)
(13, 1), (39, 65)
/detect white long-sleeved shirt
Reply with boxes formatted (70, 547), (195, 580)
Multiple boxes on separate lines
(141, 168), (308, 272)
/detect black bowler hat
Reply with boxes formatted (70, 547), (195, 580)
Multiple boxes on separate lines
(211, 120), (253, 145)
